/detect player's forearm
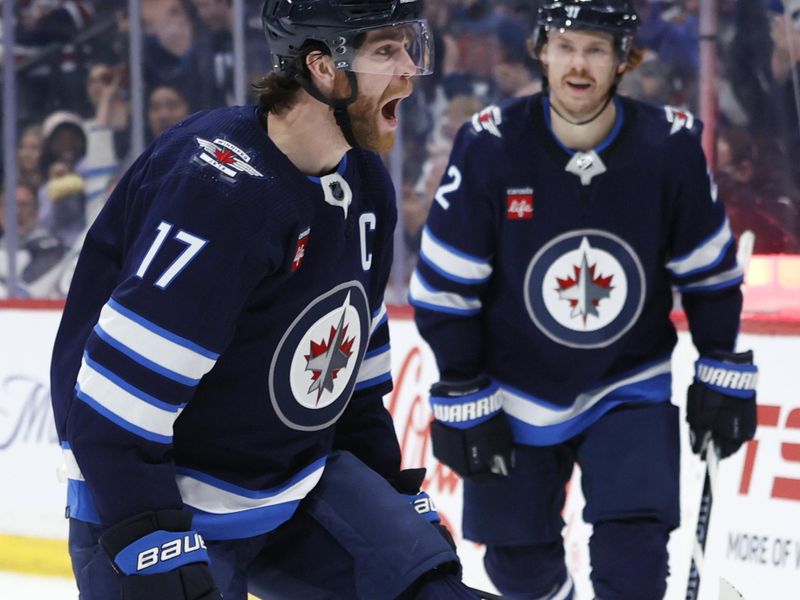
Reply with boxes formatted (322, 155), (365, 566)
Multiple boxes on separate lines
(681, 285), (743, 355)
(333, 388), (402, 480)
(66, 400), (184, 527)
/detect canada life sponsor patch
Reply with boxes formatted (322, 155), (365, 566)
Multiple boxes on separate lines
(506, 188), (534, 220)
(269, 282), (370, 431)
(195, 137), (264, 179)
(292, 228), (311, 272)
(524, 230), (646, 349)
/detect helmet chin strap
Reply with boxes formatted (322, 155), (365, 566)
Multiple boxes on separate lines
(297, 71), (361, 149)
(548, 84), (617, 126)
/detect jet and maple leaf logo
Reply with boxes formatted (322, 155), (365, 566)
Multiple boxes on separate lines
(554, 243), (615, 324)
(302, 292), (357, 405)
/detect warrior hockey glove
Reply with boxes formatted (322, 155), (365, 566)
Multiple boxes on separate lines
(687, 350), (758, 459)
(429, 376), (513, 483)
(99, 509), (221, 600)
(389, 468), (457, 554)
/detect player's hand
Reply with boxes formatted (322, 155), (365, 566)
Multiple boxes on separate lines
(686, 350), (758, 459)
(428, 376), (513, 483)
(389, 468), (458, 554)
(99, 509), (221, 600)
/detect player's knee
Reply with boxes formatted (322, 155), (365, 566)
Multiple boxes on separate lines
(484, 542), (572, 599)
(590, 519), (671, 600)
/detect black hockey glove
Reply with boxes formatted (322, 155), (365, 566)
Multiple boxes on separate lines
(389, 468), (457, 553)
(99, 509), (221, 600)
(429, 376), (513, 484)
(687, 350), (758, 459)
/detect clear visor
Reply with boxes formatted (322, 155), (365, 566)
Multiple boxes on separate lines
(543, 30), (622, 67)
(330, 20), (434, 76)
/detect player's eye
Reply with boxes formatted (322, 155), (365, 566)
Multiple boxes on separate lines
(376, 44), (397, 58)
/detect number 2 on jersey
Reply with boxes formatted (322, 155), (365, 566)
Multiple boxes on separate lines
(136, 221), (208, 289)
(434, 166), (462, 210)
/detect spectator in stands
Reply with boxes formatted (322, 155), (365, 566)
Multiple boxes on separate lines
(17, 125), (45, 190)
(147, 84), (192, 140)
(402, 154), (449, 258)
(770, 0), (800, 189)
(14, 1), (99, 120)
(427, 94), (484, 157)
(618, 53), (675, 105)
(139, 0), (210, 108)
(17, 0), (95, 46)
(38, 111), (88, 248)
(716, 126), (800, 253)
(85, 62), (130, 133)
(440, 10), (506, 101)
(492, 14), (541, 100)
(0, 182), (67, 296)
(636, 0), (699, 105)
(191, 0), (267, 106)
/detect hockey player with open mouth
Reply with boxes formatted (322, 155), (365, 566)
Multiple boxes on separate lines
(411, 1), (758, 598)
(50, 1), (481, 598)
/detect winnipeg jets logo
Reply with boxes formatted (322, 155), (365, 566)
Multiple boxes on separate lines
(664, 106), (695, 135)
(304, 293), (356, 403)
(196, 137), (264, 178)
(555, 238), (615, 324)
(524, 230), (646, 348)
(270, 282), (369, 430)
(471, 105), (502, 138)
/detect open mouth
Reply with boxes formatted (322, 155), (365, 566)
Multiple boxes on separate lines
(381, 98), (402, 124)
(566, 80), (592, 91)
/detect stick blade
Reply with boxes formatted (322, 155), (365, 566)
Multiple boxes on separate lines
(719, 577), (744, 600)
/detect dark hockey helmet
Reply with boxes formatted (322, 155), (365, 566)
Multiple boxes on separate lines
(262, 0), (433, 76)
(532, 0), (640, 59)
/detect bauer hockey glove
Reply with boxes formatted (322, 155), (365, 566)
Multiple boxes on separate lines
(687, 350), (758, 459)
(429, 376), (514, 483)
(99, 509), (221, 600)
(389, 468), (457, 553)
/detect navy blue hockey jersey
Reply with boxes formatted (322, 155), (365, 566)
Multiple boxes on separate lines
(50, 105), (400, 540)
(411, 94), (744, 446)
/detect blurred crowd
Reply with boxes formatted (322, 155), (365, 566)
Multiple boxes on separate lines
(1, 0), (799, 299)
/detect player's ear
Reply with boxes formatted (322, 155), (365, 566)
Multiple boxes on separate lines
(306, 51), (337, 95)
(536, 40), (549, 69)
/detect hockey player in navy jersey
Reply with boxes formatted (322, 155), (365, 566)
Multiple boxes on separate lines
(411, 1), (758, 598)
(50, 1), (481, 599)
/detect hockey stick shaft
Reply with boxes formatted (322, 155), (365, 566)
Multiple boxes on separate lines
(686, 437), (718, 599)
(467, 586), (505, 600)
(685, 230), (754, 599)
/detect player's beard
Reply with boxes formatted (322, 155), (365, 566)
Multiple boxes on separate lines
(333, 75), (412, 153)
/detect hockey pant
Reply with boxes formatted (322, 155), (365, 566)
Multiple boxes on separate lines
(462, 401), (680, 600)
(68, 451), (476, 599)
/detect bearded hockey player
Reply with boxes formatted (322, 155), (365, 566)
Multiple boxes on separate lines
(411, 1), (758, 598)
(50, 1), (481, 598)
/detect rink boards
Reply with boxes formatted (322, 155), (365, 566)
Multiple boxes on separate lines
(0, 304), (798, 598)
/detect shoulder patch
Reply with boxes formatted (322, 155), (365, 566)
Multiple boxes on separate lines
(663, 106), (695, 135)
(471, 105), (503, 138)
(195, 137), (264, 179)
